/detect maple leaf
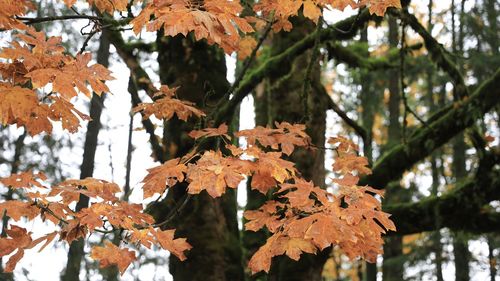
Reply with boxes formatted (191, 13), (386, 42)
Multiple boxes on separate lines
(236, 126), (279, 149)
(26, 52), (114, 99)
(15, 28), (65, 58)
(323, 0), (359, 11)
(128, 228), (156, 249)
(250, 171), (278, 194)
(91, 241), (136, 275)
(188, 123), (230, 140)
(0, 85), (52, 135)
(333, 154), (372, 175)
(77, 208), (104, 230)
(50, 178), (120, 204)
(154, 229), (192, 261)
(39, 202), (74, 225)
(250, 150), (296, 190)
(49, 97), (91, 133)
(90, 202), (155, 230)
(0, 201), (39, 221)
(133, 85), (205, 121)
(0, 171), (47, 189)
(303, 213), (344, 250)
(328, 136), (359, 153)
(63, 0), (129, 13)
(247, 234), (316, 274)
(238, 36), (258, 60)
(363, 0), (402, 17)
(247, 234), (279, 274)
(27, 232), (57, 252)
(331, 173), (360, 186)
(186, 150), (250, 198)
(274, 236), (317, 261)
(0, 0), (33, 30)
(302, 0), (322, 22)
(236, 122), (311, 155)
(278, 178), (320, 208)
(244, 201), (284, 233)
(141, 158), (187, 198)
(0, 225), (32, 272)
(60, 219), (87, 243)
(131, 0), (253, 53)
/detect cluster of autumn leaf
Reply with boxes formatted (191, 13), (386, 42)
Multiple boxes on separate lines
(0, 0), (399, 276)
(0, 118), (395, 274)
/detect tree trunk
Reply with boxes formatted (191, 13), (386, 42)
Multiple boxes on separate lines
(154, 34), (243, 281)
(451, 2), (471, 280)
(426, 2), (444, 280)
(487, 235), (497, 281)
(61, 30), (110, 281)
(382, 15), (404, 281)
(251, 16), (330, 281)
(359, 25), (380, 281)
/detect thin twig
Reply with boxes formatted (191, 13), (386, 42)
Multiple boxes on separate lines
(210, 13), (274, 118)
(151, 194), (193, 228)
(78, 27), (101, 54)
(17, 15), (101, 25)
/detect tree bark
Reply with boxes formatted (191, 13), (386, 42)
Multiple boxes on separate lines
(251, 16), (330, 281)
(382, 15), (404, 281)
(153, 34), (243, 281)
(359, 25), (379, 281)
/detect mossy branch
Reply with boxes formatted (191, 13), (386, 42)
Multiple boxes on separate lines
(391, 9), (469, 99)
(213, 9), (373, 126)
(325, 42), (419, 70)
(385, 153), (500, 235)
(360, 68), (500, 188)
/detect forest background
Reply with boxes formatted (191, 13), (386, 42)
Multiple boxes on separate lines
(0, 0), (499, 280)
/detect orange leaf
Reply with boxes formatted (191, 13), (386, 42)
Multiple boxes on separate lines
(186, 151), (249, 198)
(188, 123), (230, 140)
(0, 201), (39, 221)
(91, 241), (136, 275)
(0, 225), (32, 272)
(141, 158), (187, 198)
(133, 85), (205, 121)
(154, 229), (192, 261)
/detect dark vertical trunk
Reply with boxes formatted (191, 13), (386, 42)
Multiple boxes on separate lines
(359, 25), (379, 281)
(123, 77), (135, 201)
(251, 16), (329, 281)
(0, 130), (27, 281)
(386, 16), (401, 147)
(426, 2), (444, 280)
(382, 15), (404, 281)
(487, 235), (497, 281)
(484, 0), (500, 133)
(485, 0), (498, 56)
(450, 2), (470, 280)
(61, 30), (110, 281)
(154, 34), (243, 281)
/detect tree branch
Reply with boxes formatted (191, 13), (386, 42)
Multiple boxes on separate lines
(17, 15), (102, 25)
(361, 68), (500, 188)
(313, 81), (368, 143)
(104, 29), (166, 163)
(385, 153), (500, 235)
(213, 8), (373, 126)
(391, 9), (469, 99)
